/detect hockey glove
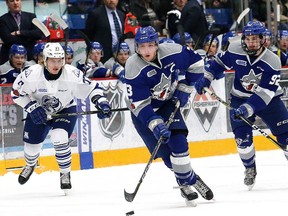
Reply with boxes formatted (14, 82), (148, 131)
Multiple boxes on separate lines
(112, 64), (126, 83)
(92, 96), (112, 119)
(194, 77), (211, 95)
(172, 81), (194, 107)
(231, 105), (249, 122)
(147, 116), (171, 144)
(24, 101), (47, 124)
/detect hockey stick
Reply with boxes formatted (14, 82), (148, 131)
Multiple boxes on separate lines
(22, 107), (129, 121)
(32, 18), (50, 38)
(203, 87), (284, 150)
(50, 13), (69, 53)
(124, 100), (180, 202)
(76, 30), (91, 66)
(194, 28), (221, 50)
(235, 8), (250, 32)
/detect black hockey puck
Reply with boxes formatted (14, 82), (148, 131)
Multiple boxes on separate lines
(126, 210), (135, 215)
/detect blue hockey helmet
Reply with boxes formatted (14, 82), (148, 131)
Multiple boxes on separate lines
(277, 30), (288, 40)
(172, 32), (194, 45)
(264, 28), (272, 38)
(89, 41), (103, 56)
(32, 42), (45, 57)
(62, 45), (74, 56)
(135, 26), (158, 52)
(159, 38), (175, 44)
(222, 31), (236, 50)
(9, 44), (27, 58)
(242, 21), (266, 37)
(113, 42), (130, 54)
(203, 34), (219, 48)
(241, 21), (266, 55)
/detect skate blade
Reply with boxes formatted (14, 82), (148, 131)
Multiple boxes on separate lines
(185, 199), (197, 207)
(63, 189), (71, 196)
(247, 183), (255, 191)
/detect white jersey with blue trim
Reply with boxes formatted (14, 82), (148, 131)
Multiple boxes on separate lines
(11, 64), (104, 115)
(125, 42), (204, 124)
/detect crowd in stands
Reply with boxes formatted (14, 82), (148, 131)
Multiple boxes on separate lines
(1, 0), (288, 84)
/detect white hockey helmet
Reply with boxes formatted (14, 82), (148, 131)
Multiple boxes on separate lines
(43, 42), (65, 66)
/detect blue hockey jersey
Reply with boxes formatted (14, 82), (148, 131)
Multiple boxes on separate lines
(125, 43), (204, 125)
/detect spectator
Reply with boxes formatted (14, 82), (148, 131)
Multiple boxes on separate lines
(0, 0), (43, 64)
(85, 0), (125, 63)
(130, 0), (165, 33)
(0, 44), (31, 84)
(167, 0), (208, 49)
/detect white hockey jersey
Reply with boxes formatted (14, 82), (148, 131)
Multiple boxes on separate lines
(11, 64), (104, 114)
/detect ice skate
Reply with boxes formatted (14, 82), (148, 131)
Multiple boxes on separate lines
(244, 167), (257, 190)
(18, 165), (35, 185)
(193, 175), (214, 200)
(180, 185), (198, 207)
(60, 172), (71, 195)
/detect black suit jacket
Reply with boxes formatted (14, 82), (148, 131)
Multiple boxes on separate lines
(85, 5), (125, 63)
(181, 0), (208, 49)
(0, 11), (43, 64)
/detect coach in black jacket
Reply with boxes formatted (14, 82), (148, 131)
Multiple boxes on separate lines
(0, 0), (43, 64)
(85, 0), (125, 63)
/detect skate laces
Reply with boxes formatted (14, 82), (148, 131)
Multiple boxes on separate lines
(60, 173), (70, 184)
(245, 167), (256, 178)
(20, 166), (34, 178)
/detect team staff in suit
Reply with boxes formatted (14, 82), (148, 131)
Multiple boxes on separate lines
(167, 0), (208, 49)
(0, 0), (43, 64)
(85, 0), (125, 63)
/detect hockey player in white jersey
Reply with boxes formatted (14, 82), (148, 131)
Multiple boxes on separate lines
(11, 42), (112, 191)
(124, 26), (214, 205)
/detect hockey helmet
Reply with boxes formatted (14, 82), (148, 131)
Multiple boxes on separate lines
(32, 42), (45, 57)
(9, 44), (27, 58)
(89, 41), (104, 56)
(222, 31), (236, 50)
(159, 38), (175, 44)
(113, 42), (130, 55)
(172, 32), (194, 46)
(43, 42), (65, 66)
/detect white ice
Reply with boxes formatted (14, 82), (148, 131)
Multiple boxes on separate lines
(1, 149), (287, 216)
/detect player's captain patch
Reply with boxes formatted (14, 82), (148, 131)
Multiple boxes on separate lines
(192, 88), (220, 132)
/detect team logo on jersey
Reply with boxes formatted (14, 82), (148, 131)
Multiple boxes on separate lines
(240, 69), (262, 91)
(151, 73), (171, 100)
(24, 68), (32, 78)
(192, 87), (219, 132)
(41, 95), (62, 112)
(99, 83), (125, 140)
(236, 59), (247, 67)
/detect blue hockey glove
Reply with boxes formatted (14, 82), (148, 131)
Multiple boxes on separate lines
(172, 81), (193, 107)
(92, 96), (112, 119)
(24, 101), (47, 124)
(231, 105), (249, 122)
(147, 116), (171, 144)
(153, 122), (171, 144)
(194, 77), (211, 95)
(112, 64), (124, 76)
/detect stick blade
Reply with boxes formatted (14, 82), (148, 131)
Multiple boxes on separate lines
(50, 13), (68, 30)
(236, 8), (250, 24)
(32, 18), (50, 37)
(124, 189), (135, 202)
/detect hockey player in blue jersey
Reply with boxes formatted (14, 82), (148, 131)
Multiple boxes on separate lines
(124, 26), (214, 204)
(11, 42), (112, 192)
(195, 21), (288, 190)
(0, 44), (31, 84)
